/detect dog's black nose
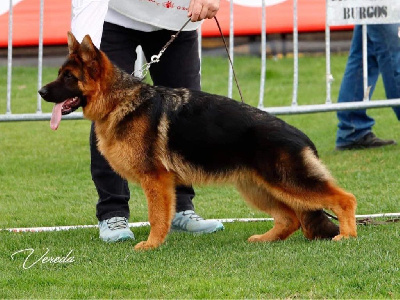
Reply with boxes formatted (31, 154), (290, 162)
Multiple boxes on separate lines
(38, 87), (48, 98)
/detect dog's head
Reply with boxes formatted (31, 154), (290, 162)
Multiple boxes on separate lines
(39, 32), (105, 130)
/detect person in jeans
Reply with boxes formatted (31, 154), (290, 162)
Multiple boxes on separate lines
(335, 24), (400, 150)
(71, 0), (224, 242)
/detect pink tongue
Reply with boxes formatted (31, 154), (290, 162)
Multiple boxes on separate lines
(50, 101), (66, 131)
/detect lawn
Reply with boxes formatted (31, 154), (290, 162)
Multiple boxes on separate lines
(0, 53), (399, 299)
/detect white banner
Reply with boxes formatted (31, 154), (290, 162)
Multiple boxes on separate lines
(230, 0), (288, 7)
(327, 0), (400, 25)
(0, 0), (24, 16)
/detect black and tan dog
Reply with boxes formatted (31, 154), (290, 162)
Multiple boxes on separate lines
(39, 32), (357, 250)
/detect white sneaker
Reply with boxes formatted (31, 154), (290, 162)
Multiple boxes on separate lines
(171, 210), (224, 234)
(98, 217), (135, 242)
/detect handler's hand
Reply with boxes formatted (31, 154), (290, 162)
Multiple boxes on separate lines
(188, 0), (220, 22)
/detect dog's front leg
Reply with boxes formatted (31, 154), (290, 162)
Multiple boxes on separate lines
(134, 170), (176, 251)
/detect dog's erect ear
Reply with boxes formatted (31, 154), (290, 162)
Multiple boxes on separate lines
(80, 34), (98, 63)
(67, 31), (80, 54)
(80, 34), (101, 79)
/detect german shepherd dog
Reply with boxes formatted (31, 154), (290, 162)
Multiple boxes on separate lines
(39, 32), (357, 250)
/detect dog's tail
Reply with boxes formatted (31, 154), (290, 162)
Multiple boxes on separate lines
(298, 210), (339, 240)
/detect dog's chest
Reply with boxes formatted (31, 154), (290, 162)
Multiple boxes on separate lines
(94, 120), (152, 182)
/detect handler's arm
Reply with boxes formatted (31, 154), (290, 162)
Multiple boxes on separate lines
(71, 0), (110, 47)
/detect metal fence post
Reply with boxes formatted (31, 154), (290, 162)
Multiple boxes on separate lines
(6, 0), (13, 115)
(227, 0), (234, 99)
(291, 0), (298, 107)
(37, 0), (45, 113)
(362, 24), (369, 101)
(325, 0), (332, 104)
(258, 0), (266, 109)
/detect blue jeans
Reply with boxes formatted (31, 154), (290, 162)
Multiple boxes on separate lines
(336, 24), (400, 147)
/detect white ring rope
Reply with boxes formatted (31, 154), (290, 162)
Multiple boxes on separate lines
(2, 213), (399, 233)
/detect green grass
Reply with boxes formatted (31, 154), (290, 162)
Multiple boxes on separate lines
(1, 224), (399, 298)
(0, 54), (399, 299)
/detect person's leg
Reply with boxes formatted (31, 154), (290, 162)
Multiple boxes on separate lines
(368, 23), (400, 120)
(93, 22), (141, 241)
(336, 25), (395, 149)
(336, 26), (377, 147)
(140, 29), (223, 233)
(91, 123), (130, 221)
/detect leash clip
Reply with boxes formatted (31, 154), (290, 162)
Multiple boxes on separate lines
(150, 54), (161, 63)
(132, 19), (191, 80)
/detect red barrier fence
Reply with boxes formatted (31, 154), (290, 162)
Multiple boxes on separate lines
(0, 0), (352, 47)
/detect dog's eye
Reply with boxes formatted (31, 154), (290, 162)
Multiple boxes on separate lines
(64, 71), (75, 80)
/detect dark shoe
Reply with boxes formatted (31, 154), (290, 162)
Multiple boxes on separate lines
(336, 132), (397, 151)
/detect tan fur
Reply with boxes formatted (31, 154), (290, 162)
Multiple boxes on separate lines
(301, 147), (333, 182)
(136, 169), (176, 250)
(96, 114), (150, 181)
(236, 178), (301, 241)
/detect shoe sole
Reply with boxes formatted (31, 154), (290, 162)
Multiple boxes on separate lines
(335, 142), (397, 151)
(101, 232), (135, 243)
(170, 224), (225, 235)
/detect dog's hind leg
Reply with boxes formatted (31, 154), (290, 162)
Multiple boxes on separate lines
(299, 148), (357, 240)
(291, 182), (357, 241)
(265, 147), (357, 241)
(236, 180), (301, 242)
(248, 202), (300, 242)
(323, 182), (357, 241)
(134, 170), (176, 250)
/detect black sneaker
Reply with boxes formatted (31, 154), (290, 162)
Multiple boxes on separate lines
(335, 132), (397, 151)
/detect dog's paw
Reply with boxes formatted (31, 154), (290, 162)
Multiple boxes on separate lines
(332, 234), (354, 241)
(247, 234), (265, 242)
(332, 234), (349, 241)
(332, 230), (357, 241)
(134, 241), (159, 251)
